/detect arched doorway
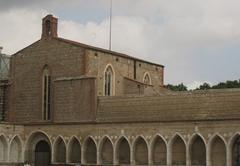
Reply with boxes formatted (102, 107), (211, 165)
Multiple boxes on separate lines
(83, 137), (97, 164)
(53, 137), (66, 163)
(35, 140), (51, 166)
(151, 136), (167, 165)
(190, 135), (206, 166)
(232, 136), (240, 166)
(116, 137), (131, 165)
(9, 136), (22, 163)
(100, 137), (113, 165)
(171, 135), (186, 165)
(211, 136), (226, 166)
(68, 137), (81, 163)
(134, 137), (148, 165)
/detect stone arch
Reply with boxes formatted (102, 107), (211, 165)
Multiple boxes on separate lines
(189, 133), (206, 166)
(143, 72), (152, 85)
(229, 133), (240, 166)
(150, 134), (167, 165)
(67, 136), (81, 164)
(133, 136), (148, 165)
(53, 136), (66, 163)
(115, 136), (131, 165)
(170, 133), (186, 165)
(83, 136), (97, 164)
(99, 136), (114, 165)
(209, 134), (226, 166)
(9, 135), (23, 163)
(0, 134), (8, 162)
(103, 64), (115, 96)
(25, 131), (52, 165)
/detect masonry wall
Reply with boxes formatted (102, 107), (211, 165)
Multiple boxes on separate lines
(97, 89), (240, 123)
(9, 39), (86, 123)
(1, 119), (238, 165)
(85, 49), (164, 96)
(53, 77), (97, 122)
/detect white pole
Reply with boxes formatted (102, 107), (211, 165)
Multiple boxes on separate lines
(109, 0), (113, 50)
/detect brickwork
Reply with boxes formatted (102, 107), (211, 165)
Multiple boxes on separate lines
(10, 39), (86, 122)
(86, 49), (164, 96)
(53, 77), (97, 122)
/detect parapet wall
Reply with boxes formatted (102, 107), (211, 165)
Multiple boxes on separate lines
(97, 88), (240, 123)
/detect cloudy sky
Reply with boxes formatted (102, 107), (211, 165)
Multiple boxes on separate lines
(1, 0), (240, 89)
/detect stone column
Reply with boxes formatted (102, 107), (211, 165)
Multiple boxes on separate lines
(113, 145), (118, 165)
(81, 146), (85, 165)
(66, 145), (69, 164)
(97, 145), (101, 165)
(51, 148), (54, 163)
(206, 143), (211, 166)
(226, 143), (231, 166)
(148, 145), (153, 166)
(167, 143), (172, 166)
(130, 147), (135, 165)
(186, 145), (191, 166)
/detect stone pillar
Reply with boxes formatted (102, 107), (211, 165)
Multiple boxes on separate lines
(51, 148), (54, 163)
(130, 147), (135, 165)
(186, 145), (191, 166)
(206, 143), (211, 166)
(113, 145), (118, 165)
(149, 145), (153, 166)
(167, 143), (172, 166)
(81, 146), (85, 164)
(66, 145), (69, 164)
(227, 143), (231, 166)
(97, 146), (101, 165)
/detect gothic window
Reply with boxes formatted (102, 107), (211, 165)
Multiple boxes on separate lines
(104, 65), (114, 96)
(42, 67), (51, 120)
(143, 73), (151, 85)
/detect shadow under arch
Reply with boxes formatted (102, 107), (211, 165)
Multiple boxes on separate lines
(133, 135), (149, 165)
(25, 131), (52, 165)
(82, 136), (97, 165)
(208, 134), (226, 166)
(67, 136), (81, 164)
(150, 134), (167, 165)
(98, 135), (114, 165)
(189, 133), (207, 166)
(9, 135), (23, 163)
(0, 134), (8, 162)
(115, 136), (131, 165)
(53, 135), (66, 164)
(169, 133), (187, 165)
(229, 132), (240, 166)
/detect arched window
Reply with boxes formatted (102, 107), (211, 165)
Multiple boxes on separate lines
(143, 72), (151, 85)
(42, 66), (51, 120)
(104, 65), (114, 96)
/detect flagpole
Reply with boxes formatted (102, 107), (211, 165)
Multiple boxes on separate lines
(109, 0), (112, 50)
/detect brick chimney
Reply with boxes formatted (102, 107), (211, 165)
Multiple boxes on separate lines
(41, 14), (58, 39)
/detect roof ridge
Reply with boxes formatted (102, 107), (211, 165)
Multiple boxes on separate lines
(54, 37), (164, 67)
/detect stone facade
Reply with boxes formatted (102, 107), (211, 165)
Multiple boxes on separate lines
(0, 14), (240, 166)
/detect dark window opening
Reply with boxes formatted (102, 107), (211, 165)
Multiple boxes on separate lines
(43, 68), (51, 120)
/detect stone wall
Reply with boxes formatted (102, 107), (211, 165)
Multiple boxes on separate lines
(9, 39), (86, 123)
(0, 120), (240, 165)
(86, 49), (164, 96)
(53, 77), (97, 122)
(97, 88), (240, 122)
